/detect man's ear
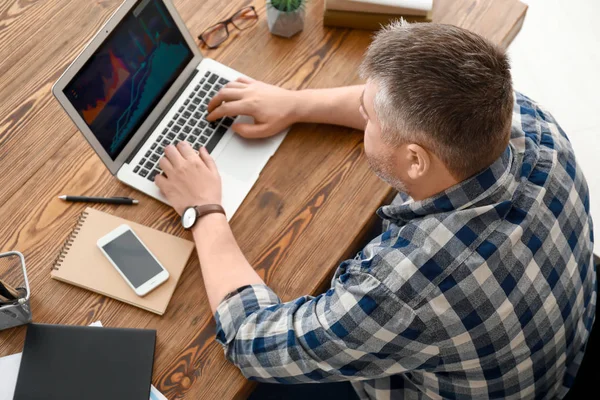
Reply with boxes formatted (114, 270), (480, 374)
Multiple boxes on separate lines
(406, 144), (430, 180)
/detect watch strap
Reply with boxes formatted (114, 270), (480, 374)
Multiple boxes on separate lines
(194, 204), (226, 220)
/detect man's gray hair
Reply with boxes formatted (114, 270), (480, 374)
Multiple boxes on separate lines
(359, 21), (514, 180)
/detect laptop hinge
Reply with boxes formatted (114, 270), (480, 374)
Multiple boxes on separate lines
(125, 68), (200, 164)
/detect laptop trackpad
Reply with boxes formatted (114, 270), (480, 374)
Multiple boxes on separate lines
(215, 134), (277, 182)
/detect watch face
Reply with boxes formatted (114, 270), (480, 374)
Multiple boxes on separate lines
(182, 207), (196, 229)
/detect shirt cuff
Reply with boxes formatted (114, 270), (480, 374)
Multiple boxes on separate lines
(215, 284), (281, 346)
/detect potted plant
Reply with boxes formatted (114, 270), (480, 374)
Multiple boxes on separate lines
(267, 0), (306, 38)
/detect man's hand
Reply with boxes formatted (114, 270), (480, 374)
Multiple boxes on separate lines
(206, 77), (298, 139)
(154, 142), (221, 216)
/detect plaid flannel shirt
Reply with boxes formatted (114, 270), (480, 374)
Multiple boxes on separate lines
(215, 92), (597, 399)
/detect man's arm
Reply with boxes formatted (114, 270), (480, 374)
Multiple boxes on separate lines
(291, 85), (366, 130)
(213, 261), (435, 384)
(206, 77), (365, 138)
(191, 212), (264, 313)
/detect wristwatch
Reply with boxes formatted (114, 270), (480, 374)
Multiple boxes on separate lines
(181, 204), (226, 230)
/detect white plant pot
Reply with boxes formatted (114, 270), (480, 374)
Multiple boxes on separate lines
(267, 6), (305, 38)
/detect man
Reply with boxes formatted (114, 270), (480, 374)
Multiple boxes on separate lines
(155, 22), (597, 399)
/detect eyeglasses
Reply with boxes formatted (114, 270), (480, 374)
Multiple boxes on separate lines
(198, 6), (259, 49)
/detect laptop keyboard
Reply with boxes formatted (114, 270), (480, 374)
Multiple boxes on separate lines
(134, 71), (236, 182)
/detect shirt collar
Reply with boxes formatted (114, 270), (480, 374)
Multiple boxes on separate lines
(378, 145), (513, 223)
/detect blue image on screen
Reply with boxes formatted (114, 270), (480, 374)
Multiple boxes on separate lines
(64, 0), (193, 159)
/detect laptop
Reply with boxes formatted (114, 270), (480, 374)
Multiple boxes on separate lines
(52, 0), (287, 218)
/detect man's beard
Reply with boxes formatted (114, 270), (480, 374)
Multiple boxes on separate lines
(366, 153), (409, 194)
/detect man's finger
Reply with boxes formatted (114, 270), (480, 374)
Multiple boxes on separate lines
(207, 88), (246, 113)
(154, 173), (167, 189)
(232, 122), (271, 138)
(154, 173), (171, 195)
(177, 141), (196, 160)
(211, 88), (246, 106)
(163, 145), (183, 169)
(199, 146), (218, 173)
(159, 154), (174, 174)
(206, 100), (250, 122)
(224, 81), (247, 89)
(236, 76), (255, 84)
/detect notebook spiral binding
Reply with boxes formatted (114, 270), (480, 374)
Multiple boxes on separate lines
(51, 210), (89, 271)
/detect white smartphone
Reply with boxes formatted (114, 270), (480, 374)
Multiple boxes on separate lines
(97, 224), (169, 296)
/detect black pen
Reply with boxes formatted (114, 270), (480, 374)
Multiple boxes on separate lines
(58, 195), (139, 205)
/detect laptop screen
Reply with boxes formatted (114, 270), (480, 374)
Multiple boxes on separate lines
(64, 0), (193, 160)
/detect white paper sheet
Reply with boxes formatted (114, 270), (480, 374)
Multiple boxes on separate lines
(0, 321), (167, 400)
(149, 386), (168, 400)
(327, 0), (433, 15)
(0, 352), (21, 400)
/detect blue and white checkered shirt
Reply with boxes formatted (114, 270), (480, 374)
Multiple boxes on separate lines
(215, 92), (597, 399)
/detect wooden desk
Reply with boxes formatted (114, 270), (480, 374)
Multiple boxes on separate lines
(0, 0), (526, 398)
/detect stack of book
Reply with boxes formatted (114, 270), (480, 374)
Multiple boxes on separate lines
(324, 0), (433, 30)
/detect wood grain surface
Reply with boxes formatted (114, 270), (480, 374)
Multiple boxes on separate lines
(0, 0), (526, 398)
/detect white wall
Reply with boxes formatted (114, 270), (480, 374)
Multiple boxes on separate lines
(508, 0), (600, 248)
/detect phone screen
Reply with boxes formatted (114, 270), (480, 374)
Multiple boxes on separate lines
(101, 230), (164, 288)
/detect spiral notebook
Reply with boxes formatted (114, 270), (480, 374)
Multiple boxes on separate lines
(51, 208), (194, 315)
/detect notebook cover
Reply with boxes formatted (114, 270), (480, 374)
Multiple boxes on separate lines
(51, 207), (194, 315)
(323, 9), (431, 30)
(13, 323), (156, 400)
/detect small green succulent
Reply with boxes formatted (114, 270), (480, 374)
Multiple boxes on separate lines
(268, 0), (306, 13)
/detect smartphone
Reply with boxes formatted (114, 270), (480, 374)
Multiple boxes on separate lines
(97, 224), (169, 296)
